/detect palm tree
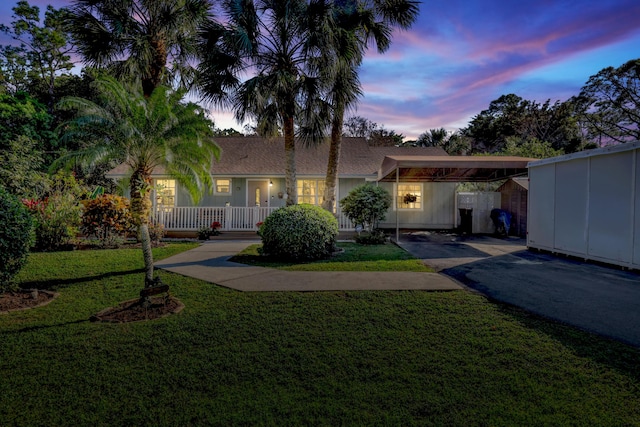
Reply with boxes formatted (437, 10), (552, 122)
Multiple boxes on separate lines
(66, 0), (213, 97)
(321, 0), (419, 212)
(197, 0), (333, 205)
(57, 76), (220, 287)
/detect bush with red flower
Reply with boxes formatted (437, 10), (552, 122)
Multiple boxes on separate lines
(21, 171), (85, 251)
(81, 194), (133, 247)
(198, 220), (223, 240)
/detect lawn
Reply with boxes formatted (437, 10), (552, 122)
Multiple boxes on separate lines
(1, 243), (639, 426)
(230, 242), (434, 271)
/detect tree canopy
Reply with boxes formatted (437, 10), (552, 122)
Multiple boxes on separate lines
(576, 58), (640, 145)
(57, 76), (220, 284)
(66, 0), (214, 97)
(0, 0), (74, 107)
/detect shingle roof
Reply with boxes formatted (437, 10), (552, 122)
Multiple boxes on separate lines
(211, 137), (448, 176)
(106, 137), (449, 178)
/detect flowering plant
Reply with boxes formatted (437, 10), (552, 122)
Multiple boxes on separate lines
(403, 193), (417, 204)
(209, 221), (222, 236)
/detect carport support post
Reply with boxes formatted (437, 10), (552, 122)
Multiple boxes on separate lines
(396, 167), (400, 242)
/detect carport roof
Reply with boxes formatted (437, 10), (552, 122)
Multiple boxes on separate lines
(377, 155), (535, 182)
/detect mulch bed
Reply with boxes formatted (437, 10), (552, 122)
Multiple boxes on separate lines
(90, 296), (184, 323)
(0, 289), (59, 313)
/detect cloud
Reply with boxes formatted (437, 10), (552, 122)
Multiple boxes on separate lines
(2, 0), (639, 141)
(354, 0), (640, 139)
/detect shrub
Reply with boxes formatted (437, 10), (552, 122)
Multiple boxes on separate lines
(197, 221), (221, 240)
(24, 171), (85, 251)
(0, 187), (34, 292)
(260, 204), (338, 261)
(81, 194), (133, 247)
(355, 228), (388, 245)
(340, 184), (392, 233)
(148, 221), (165, 246)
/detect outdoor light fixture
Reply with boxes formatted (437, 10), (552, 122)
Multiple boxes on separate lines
(269, 180), (273, 186)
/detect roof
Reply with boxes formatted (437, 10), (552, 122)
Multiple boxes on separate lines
(106, 137), (449, 178)
(496, 176), (529, 191)
(377, 155), (535, 182)
(528, 140), (640, 168)
(105, 136), (534, 182)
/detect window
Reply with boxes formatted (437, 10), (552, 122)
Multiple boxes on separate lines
(155, 179), (176, 207)
(254, 188), (261, 206)
(297, 179), (325, 205)
(215, 179), (231, 194)
(397, 183), (422, 210)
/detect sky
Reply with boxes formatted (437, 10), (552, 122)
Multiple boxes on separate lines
(1, 0), (639, 140)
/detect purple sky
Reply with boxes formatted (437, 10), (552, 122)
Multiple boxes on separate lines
(2, 0), (639, 140)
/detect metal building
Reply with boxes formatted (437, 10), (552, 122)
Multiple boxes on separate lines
(527, 141), (640, 268)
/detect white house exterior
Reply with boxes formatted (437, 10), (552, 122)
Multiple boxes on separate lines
(107, 137), (532, 233)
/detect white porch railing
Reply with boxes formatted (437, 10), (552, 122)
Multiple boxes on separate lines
(154, 206), (354, 231)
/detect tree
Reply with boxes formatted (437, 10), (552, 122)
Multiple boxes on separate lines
(66, 0), (213, 97)
(57, 76), (220, 287)
(0, 91), (52, 195)
(461, 94), (527, 153)
(0, 1), (74, 109)
(499, 136), (563, 159)
(0, 186), (34, 292)
(323, 0), (420, 212)
(342, 115), (405, 146)
(197, 0), (333, 205)
(576, 58), (640, 145)
(416, 128), (449, 147)
(461, 93), (582, 154)
(213, 127), (243, 137)
(339, 183), (391, 232)
(407, 127), (470, 154)
(343, 115), (378, 138)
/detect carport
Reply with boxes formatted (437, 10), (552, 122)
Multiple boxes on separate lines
(377, 155), (534, 241)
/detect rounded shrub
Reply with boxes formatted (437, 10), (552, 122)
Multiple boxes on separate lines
(0, 187), (34, 292)
(339, 184), (391, 232)
(259, 204), (339, 261)
(81, 194), (133, 247)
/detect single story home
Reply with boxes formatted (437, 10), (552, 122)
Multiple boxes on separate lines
(106, 137), (532, 232)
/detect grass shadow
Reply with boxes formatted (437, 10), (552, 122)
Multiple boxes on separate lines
(496, 302), (640, 383)
(19, 268), (146, 291)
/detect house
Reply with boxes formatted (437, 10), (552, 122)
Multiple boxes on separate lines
(106, 137), (532, 233)
(528, 140), (640, 269)
(496, 177), (528, 237)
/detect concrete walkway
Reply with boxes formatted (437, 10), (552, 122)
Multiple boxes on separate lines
(154, 239), (462, 292)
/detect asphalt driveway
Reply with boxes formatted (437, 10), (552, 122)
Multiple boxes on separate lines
(398, 231), (640, 348)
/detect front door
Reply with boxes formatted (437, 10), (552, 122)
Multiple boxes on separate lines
(247, 180), (269, 207)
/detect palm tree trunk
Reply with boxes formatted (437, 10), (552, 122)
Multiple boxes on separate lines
(322, 107), (344, 212)
(139, 223), (154, 285)
(130, 168), (155, 286)
(283, 115), (297, 206)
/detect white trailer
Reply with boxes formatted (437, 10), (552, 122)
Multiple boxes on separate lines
(527, 141), (640, 268)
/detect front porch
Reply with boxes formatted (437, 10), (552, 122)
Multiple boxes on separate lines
(154, 206), (354, 232)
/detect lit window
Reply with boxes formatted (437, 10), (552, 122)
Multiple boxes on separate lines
(397, 184), (422, 210)
(155, 179), (176, 207)
(297, 180), (325, 205)
(215, 179), (231, 194)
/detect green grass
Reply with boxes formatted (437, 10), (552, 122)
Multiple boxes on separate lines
(1, 244), (639, 426)
(230, 242), (434, 271)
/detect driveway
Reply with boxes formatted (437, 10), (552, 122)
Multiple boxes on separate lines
(398, 231), (640, 348)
